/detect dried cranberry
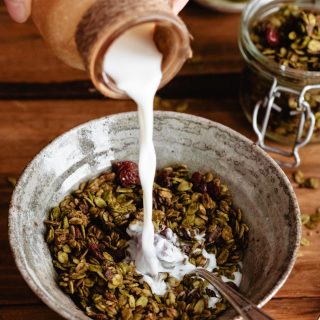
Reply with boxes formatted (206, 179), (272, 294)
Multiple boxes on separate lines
(207, 180), (221, 199)
(191, 172), (207, 193)
(112, 161), (140, 187)
(74, 226), (83, 240)
(266, 27), (279, 47)
(88, 242), (104, 261)
(191, 172), (202, 184)
(157, 170), (172, 188)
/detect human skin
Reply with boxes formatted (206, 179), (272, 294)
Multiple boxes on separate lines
(4, 0), (189, 23)
(172, 0), (189, 14)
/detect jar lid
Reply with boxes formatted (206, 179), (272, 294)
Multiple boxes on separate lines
(194, 0), (248, 13)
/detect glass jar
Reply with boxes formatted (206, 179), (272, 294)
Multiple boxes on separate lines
(239, 0), (320, 167)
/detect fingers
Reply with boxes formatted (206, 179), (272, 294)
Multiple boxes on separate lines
(4, 0), (32, 23)
(4, 0), (185, 22)
(172, 0), (189, 14)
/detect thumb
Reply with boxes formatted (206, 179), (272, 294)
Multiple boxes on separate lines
(4, 0), (32, 23)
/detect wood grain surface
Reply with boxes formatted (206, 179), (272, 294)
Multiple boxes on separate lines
(0, 2), (319, 320)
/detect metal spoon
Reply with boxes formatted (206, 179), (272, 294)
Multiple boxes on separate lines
(189, 269), (274, 320)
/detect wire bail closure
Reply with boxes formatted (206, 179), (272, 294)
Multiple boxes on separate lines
(252, 78), (317, 168)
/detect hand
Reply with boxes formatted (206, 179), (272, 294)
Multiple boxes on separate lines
(4, 0), (189, 23)
(4, 0), (31, 23)
(172, 0), (189, 14)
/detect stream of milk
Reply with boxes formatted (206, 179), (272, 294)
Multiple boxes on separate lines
(103, 23), (241, 297)
(104, 23), (163, 280)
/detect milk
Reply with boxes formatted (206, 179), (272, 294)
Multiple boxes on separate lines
(103, 22), (242, 299)
(103, 22), (163, 279)
(127, 222), (198, 295)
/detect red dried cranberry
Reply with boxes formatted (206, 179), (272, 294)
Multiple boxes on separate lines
(207, 180), (221, 199)
(157, 170), (172, 188)
(191, 172), (202, 184)
(191, 172), (207, 193)
(74, 226), (83, 240)
(266, 27), (279, 47)
(112, 161), (140, 187)
(88, 243), (104, 261)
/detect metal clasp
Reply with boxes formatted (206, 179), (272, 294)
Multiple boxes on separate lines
(252, 78), (317, 168)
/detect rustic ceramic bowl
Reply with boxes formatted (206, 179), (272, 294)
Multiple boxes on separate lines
(9, 111), (300, 320)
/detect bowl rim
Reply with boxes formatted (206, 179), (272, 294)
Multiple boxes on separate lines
(8, 110), (301, 319)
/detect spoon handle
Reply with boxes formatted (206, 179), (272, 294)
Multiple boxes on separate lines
(191, 269), (274, 320)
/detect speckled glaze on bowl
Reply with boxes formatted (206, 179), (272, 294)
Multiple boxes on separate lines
(9, 111), (300, 320)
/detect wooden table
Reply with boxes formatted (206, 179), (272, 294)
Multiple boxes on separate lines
(0, 3), (319, 320)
